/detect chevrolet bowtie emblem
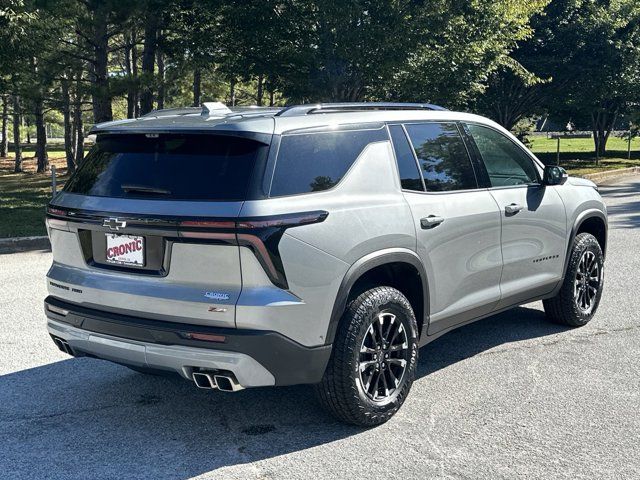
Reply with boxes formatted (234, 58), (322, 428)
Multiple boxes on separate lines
(103, 218), (127, 231)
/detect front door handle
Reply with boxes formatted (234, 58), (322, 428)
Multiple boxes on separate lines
(505, 203), (524, 215)
(420, 215), (445, 229)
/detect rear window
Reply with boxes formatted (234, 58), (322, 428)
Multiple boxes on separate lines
(270, 128), (387, 197)
(63, 134), (266, 201)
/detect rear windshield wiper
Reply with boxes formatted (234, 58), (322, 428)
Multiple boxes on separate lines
(121, 184), (171, 195)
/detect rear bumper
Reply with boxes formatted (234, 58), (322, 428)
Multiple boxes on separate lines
(44, 296), (332, 387)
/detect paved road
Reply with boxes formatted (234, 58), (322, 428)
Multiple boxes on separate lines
(1, 177), (639, 480)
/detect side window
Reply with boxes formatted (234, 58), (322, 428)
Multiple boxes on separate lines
(270, 128), (387, 197)
(467, 124), (539, 187)
(389, 125), (424, 191)
(404, 123), (478, 192)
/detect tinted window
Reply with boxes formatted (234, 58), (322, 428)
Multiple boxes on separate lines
(64, 134), (265, 201)
(389, 125), (424, 191)
(270, 128), (387, 197)
(467, 124), (538, 187)
(404, 123), (477, 192)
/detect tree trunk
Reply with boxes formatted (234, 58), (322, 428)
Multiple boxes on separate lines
(90, 7), (112, 123)
(25, 118), (31, 144)
(12, 95), (22, 172)
(1, 95), (8, 157)
(125, 30), (135, 119)
(62, 78), (75, 174)
(34, 97), (49, 173)
(591, 107), (619, 163)
(130, 36), (140, 118)
(157, 31), (165, 110)
(256, 75), (264, 106)
(229, 79), (236, 107)
(192, 68), (201, 107)
(268, 82), (275, 107)
(74, 73), (84, 166)
(140, 14), (159, 115)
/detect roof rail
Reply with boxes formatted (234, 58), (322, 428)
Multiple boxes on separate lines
(276, 102), (448, 117)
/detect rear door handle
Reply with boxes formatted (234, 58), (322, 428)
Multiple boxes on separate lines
(505, 203), (524, 215)
(420, 215), (445, 229)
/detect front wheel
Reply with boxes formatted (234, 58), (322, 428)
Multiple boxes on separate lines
(543, 232), (604, 327)
(314, 286), (419, 426)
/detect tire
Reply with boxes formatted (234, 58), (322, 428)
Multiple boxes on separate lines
(314, 286), (419, 426)
(543, 232), (604, 327)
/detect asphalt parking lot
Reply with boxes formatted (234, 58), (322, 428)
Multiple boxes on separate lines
(1, 177), (639, 480)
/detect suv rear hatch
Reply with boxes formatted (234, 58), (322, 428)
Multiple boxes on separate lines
(46, 132), (270, 329)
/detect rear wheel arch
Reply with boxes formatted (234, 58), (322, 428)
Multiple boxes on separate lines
(325, 249), (429, 345)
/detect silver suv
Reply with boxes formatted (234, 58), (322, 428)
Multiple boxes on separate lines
(45, 103), (607, 426)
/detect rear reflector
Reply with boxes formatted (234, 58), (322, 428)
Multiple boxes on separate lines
(182, 332), (226, 343)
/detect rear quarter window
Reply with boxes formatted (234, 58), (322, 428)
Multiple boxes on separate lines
(269, 128), (388, 197)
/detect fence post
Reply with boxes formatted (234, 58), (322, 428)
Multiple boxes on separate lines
(629, 131), (632, 160)
(556, 137), (560, 166)
(51, 164), (57, 197)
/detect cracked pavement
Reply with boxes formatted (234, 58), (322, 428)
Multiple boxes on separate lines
(1, 176), (639, 479)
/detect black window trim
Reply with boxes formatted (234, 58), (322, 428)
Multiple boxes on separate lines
(266, 124), (389, 199)
(462, 121), (544, 190)
(388, 120), (484, 195)
(386, 124), (426, 192)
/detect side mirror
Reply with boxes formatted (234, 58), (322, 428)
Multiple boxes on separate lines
(543, 165), (568, 186)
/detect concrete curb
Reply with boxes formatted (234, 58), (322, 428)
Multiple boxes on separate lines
(581, 166), (640, 185)
(0, 236), (50, 254)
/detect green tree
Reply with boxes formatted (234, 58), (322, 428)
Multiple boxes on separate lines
(557, 0), (640, 156)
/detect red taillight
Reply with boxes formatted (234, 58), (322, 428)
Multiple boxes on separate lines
(179, 220), (236, 229)
(47, 206), (67, 217)
(236, 211), (328, 229)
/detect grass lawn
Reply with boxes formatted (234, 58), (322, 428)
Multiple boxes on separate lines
(528, 135), (640, 176)
(0, 135), (639, 238)
(0, 150), (68, 238)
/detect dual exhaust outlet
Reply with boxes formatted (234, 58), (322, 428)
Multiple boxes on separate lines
(192, 371), (244, 392)
(53, 336), (74, 356)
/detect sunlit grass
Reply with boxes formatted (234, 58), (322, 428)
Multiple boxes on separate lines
(0, 152), (67, 238)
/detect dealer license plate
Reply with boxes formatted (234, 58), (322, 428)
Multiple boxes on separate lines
(105, 234), (145, 267)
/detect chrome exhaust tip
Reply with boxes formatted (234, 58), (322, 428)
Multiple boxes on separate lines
(214, 374), (244, 392)
(53, 337), (73, 356)
(192, 372), (217, 390)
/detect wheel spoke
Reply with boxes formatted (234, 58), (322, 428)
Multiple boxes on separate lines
(380, 368), (390, 397)
(388, 358), (407, 368)
(359, 360), (377, 372)
(376, 317), (385, 346)
(371, 371), (381, 399)
(383, 314), (396, 341)
(387, 366), (399, 387)
(389, 343), (408, 352)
